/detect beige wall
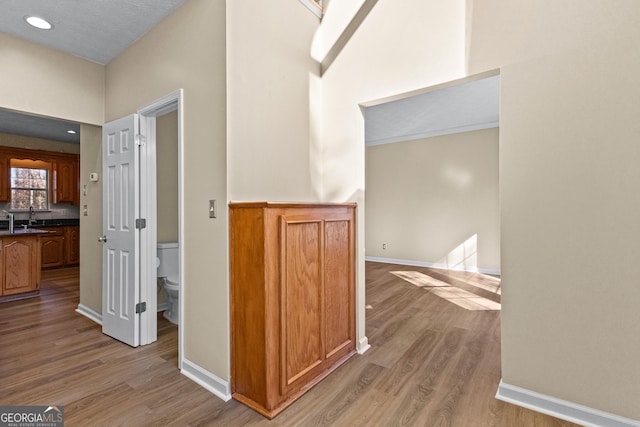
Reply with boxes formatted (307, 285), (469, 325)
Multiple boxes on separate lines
(0, 33), (104, 125)
(466, 0), (640, 75)
(156, 111), (179, 243)
(0, 33), (104, 313)
(79, 124), (103, 313)
(499, 46), (640, 420)
(366, 129), (499, 272)
(104, 0), (228, 378)
(467, 0), (640, 420)
(0, 132), (80, 154)
(319, 0), (466, 352)
(323, 0), (640, 420)
(226, 0), (321, 201)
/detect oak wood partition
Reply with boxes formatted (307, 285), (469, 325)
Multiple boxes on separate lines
(229, 202), (357, 419)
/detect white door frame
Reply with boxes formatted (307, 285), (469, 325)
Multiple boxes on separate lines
(138, 89), (184, 369)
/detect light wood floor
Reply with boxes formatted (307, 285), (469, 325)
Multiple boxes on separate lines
(0, 264), (579, 426)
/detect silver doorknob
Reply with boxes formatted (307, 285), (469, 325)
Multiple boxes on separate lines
(98, 235), (108, 243)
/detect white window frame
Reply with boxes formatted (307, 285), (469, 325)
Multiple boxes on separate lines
(10, 166), (50, 211)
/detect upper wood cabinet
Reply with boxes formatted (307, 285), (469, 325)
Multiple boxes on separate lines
(0, 147), (80, 205)
(230, 202), (356, 419)
(53, 156), (79, 204)
(0, 152), (9, 202)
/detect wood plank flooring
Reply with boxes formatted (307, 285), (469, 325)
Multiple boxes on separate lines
(0, 264), (580, 426)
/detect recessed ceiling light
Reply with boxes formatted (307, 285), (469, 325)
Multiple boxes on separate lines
(25, 16), (53, 30)
(67, 130), (77, 134)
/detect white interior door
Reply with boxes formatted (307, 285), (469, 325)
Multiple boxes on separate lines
(101, 114), (140, 347)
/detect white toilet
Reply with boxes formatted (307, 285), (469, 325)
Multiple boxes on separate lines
(157, 242), (180, 325)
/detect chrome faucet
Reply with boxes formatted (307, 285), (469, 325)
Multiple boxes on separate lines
(29, 205), (36, 225)
(2, 210), (14, 233)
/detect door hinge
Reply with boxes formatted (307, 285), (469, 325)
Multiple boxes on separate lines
(135, 218), (146, 229)
(135, 302), (147, 314)
(135, 134), (145, 146)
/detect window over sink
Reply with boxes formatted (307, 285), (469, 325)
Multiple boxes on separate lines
(10, 159), (51, 211)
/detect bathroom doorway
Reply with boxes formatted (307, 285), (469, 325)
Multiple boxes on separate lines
(140, 90), (184, 369)
(101, 90), (184, 368)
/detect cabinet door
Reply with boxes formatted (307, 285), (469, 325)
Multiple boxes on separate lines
(0, 239), (3, 295)
(279, 216), (324, 395)
(42, 235), (65, 268)
(2, 238), (39, 295)
(0, 152), (9, 202)
(324, 217), (356, 359)
(55, 157), (78, 204)
(65, 226), (80, 264)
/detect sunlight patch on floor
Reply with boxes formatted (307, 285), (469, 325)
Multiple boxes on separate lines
(391, 270), (501, 311)
(390, 271), (450, 287)
(463, 275), (502, 295)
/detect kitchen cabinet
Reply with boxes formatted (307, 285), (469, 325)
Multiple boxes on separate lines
(1, 234), (41, 296)
(54, 156), (79, 204)
(0, 147), (80, 205)
(41, 227), (65, 268)
(65, 226), (80, 265)
(40, 226), (79, 268)
(229, 202), (356, 419)
(0, 152), (8, 202)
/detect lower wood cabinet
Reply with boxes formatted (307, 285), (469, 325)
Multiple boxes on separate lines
(1, 235), (41, 296)
(40, 226), (80, 269)
(65, 226), (80, 265)
(230, 202), (356, 419)
(41, 228), (65, 268)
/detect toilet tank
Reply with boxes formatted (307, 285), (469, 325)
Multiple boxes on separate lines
(157, 242), (178, 278)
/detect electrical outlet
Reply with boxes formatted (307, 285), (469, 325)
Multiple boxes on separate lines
(383, 243), (387, 250)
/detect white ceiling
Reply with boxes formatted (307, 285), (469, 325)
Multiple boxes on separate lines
(0, 0), (186, 64)
(0, 0), (186, 143)
(365, 75), (500, 146)
(0, 109), (80, 143)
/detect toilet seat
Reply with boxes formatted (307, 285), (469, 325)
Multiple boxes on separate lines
(165, 275), (180, 290)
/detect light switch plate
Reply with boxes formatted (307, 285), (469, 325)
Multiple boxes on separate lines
(209, 200), (216, 218)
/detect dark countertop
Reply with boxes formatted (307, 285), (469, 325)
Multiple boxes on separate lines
(0, 218), (80, 230)
(0, 228), (49, 237)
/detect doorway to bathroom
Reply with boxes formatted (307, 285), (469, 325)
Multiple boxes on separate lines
(101, 90), (184, 369)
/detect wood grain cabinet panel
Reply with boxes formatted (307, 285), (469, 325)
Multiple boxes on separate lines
(54, 156), (79, 205)
(230, 202), (356, 419)
(0, 148), (79, 205)
(1, 235), (41, 296)
(0, 152), (9, 202)
(39, 226), (79, 268)
(65, 226), (80, 265)
(40, 228), (65, 269)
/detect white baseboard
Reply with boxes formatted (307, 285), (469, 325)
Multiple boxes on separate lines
(75, 304), (102, 325)
(357, 336), (371, 354)
(496, 381), (640, 427)
(181, 358), (231, 402)
(365, 256), (501, 276)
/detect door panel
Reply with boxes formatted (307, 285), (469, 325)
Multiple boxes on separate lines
(102, 114), (140, 347)
(324, 219), (354, 358)
(280, 217), (324, 393)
